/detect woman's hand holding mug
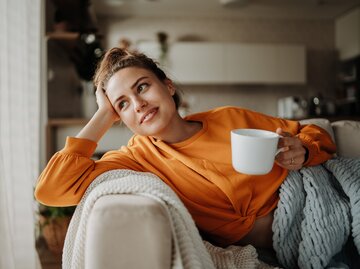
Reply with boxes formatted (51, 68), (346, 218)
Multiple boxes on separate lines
(275, 128), (307, 171)
(230, 127), (307, 175)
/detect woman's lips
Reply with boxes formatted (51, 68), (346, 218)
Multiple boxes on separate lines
(140, 107), (158, 124)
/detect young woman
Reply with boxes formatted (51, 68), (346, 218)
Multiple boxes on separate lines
(35, 48), (336, 249)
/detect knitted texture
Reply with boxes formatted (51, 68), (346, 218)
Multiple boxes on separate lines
(325, 158), (360, 254)
(62, 170), (275, 269)
(273, 157), (360, 269)
(203, 241), (280, 269)
(62, 170), (214, 269)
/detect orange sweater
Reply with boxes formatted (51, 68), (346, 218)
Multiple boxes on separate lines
(35, 106), (336, 246)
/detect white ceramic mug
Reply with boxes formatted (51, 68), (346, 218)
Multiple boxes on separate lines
(231, 128), (281, 175)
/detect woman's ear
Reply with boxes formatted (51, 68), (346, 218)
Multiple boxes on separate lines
(164, 79), (175, 96)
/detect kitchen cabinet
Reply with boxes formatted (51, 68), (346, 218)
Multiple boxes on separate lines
(336, 7), (360, 61)
(225, 44), (277, 83)
(137, 42), (306, 84)
(137, 42), (225, 83)
(169, 43), (225, 83)
(225, 44), (305, 84)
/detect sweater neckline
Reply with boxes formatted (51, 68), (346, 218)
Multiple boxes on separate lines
(150, 119), (208, 148)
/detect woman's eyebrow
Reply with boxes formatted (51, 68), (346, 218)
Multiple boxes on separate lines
(113, 76), (149, 106)
(113, 95), (124, 106)
(130, 76), (148, 90)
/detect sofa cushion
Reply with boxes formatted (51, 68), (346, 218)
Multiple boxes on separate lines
(331, 120), (360, 158)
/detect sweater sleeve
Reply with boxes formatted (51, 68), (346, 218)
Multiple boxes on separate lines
(226, 107), (336, 167)
(34, 136), (141, 206)
(296, 124), (337, 166)
(239, 107), (337, 166)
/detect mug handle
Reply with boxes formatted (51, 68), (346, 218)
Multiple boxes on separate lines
(275, 148), (284, 156)
(275, 135), (285, 156)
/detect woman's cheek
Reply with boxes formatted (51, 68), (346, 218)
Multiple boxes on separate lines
(121, 112), (136, 127)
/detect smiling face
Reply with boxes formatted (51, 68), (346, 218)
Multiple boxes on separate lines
(106, 67), (179, 138)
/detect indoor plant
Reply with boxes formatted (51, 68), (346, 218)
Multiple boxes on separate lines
(38, 204), (76, 255)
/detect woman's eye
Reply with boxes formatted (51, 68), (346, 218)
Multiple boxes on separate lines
(137, 83), (148, 93)
(119, 100), (128, 110)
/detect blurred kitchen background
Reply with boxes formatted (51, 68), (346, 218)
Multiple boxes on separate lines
(43, 0), (360, 169)
(0, 0), (355, 268)
(4, 1), (360, 268)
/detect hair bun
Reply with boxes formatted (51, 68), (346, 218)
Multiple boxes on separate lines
(110, 47), (132, 58)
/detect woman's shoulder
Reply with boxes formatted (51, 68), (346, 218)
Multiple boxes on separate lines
(186, 106), (249, 120)
(103, 134), (153, 160)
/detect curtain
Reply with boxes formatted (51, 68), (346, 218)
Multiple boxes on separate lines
(0, 0), (41, 268)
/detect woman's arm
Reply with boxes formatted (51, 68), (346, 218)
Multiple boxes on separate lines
(35, 86), (125, 206)
(35, 138), (105, 206)
(76, 86), (120, 142)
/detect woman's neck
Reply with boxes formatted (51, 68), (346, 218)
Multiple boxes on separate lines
(153, 114), (202, 144)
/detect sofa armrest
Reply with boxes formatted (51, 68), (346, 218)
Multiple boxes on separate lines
(300, 118), (360, 158)
(331, 120), (360, 158)
(85, 194), (172, 269)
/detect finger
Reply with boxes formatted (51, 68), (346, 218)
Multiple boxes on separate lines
(278, 136), (302, 148)
(95, 84), (105, 95)
(277, 145), (306, 160)
(275, 159), (303, 171)
(276, 128), (292, 137)
(290, 155), (305, 166)
(275, 151), (305, 169)
(276, 128), (294, 148)
(275, 147), (306, 165)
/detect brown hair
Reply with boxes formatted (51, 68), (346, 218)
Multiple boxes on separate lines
(93, 47), (181, 109)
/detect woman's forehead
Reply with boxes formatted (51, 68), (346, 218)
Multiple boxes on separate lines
(109, 67), (152, 84)
(106, 67), (155, 95)
(116, 67), (153, 79)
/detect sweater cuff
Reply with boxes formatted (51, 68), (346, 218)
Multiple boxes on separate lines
(61, 136), (98, 158)
(298, 135), (315, 166)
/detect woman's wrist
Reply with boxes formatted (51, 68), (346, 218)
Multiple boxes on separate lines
(95, 107), (119, 123)
(76, 109), (116, 143)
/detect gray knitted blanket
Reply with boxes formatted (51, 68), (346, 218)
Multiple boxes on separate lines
(273, 157), (360, 269)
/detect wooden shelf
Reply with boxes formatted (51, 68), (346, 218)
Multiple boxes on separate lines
(46, 32), (103, 41)
(45, 32), (80, 51)
(46, 31), (80, 41)
(48, 118), (89, 126)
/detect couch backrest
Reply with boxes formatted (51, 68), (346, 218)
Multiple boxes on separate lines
(331, 121), (360, 158)
(300, 118), (335, 142)
(300, 118), (360, 158)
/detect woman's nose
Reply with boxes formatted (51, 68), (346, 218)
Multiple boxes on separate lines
(134, 97), (147, 112)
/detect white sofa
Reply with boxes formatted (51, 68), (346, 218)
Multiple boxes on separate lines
(82, 119), (360, 269)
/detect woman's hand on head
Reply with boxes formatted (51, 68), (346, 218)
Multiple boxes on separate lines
(95, 84), (121, 123)
(275, 128), (306, 170)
